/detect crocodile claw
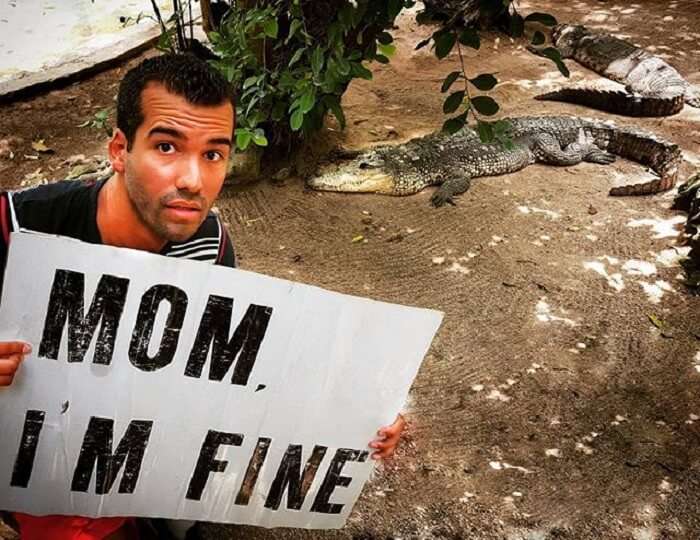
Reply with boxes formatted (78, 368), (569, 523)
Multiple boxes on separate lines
(431, 192), (456, 207)
(587, 151), (617, 165)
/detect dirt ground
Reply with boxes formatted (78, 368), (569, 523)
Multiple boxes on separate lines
(2, 0), (700, 538)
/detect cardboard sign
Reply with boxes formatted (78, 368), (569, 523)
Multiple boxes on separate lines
(0, 232), (442, 529)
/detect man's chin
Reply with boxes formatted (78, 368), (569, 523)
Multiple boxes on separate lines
(163, 225), (202, 243)
(154, 218), (205, 243)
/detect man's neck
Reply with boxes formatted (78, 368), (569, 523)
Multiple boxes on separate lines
(97, 175), (167, 253)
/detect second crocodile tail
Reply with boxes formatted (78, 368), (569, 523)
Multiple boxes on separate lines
(535, 88), (685, 117)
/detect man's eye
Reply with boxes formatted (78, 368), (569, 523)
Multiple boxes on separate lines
(156, 142), (175, 153)
(205, 150), (223, 161)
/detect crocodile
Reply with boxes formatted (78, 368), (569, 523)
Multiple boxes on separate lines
(532, 24), (700, 117)
(307, 115), (681, 206)
(673, 172), (700, 290)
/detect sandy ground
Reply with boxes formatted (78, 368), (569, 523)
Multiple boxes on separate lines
(1, 0), (700, 538)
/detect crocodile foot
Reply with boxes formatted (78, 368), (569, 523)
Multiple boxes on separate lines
(431, 192), (458, 207)
(586, 150), (616, 165)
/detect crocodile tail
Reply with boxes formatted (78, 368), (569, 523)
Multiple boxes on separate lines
(535, 88), (684, 117)
(602, 126), (682, 196)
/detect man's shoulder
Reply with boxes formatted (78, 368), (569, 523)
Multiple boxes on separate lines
(8, 179), (94, 206)
(4, 180), (99, 237)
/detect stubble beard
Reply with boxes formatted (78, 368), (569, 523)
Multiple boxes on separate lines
(124, 167), (205, 244)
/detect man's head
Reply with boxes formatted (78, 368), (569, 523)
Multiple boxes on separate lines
(109, 54), (235, 243)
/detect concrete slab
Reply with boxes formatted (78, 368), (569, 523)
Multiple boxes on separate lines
(0, 1), (184, 102)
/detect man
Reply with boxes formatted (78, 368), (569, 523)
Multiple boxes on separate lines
(0, 54), (404, 539)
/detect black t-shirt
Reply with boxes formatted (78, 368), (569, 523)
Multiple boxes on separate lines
(0, 179), (236, 284)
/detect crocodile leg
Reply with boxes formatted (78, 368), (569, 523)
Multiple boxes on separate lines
(431, 173), (472, 208)
(531, 133), (616, 166)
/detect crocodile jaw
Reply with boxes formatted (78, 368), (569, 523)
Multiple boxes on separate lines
(308, 166), (396, 194)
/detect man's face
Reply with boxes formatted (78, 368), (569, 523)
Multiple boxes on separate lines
(123, 82), (234, 243)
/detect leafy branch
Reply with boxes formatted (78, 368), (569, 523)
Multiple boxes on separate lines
(418, 2), (565, 144)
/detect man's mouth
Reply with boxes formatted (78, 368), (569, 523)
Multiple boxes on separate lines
(163, 199), (203, 221)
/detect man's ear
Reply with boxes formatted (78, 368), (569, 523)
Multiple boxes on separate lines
(108, 129), (128, 174)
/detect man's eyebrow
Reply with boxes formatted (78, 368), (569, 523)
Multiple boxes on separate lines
(208, 137), (232, 147)
(148, 126), (183, 139)
(147, 127), (231, 147)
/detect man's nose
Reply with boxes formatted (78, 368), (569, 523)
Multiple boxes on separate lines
(175, 156), (203, 192)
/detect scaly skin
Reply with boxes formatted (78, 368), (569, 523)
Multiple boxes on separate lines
(533, 24), (700, 117)
(308, 115), (681, 206)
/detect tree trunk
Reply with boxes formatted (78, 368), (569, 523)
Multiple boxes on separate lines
(200, 0), (214, 32)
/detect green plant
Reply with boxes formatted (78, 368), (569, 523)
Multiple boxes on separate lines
(146, 0), (564, 154)
(78, 108), (112, 136)
(416, 1), (564, 143)
(206, 0), (412, 151)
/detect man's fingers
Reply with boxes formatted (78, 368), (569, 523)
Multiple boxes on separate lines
(378, 425), (401, 438)
(377, 415), (406, 438)
(371, 448), (393, 460)
(0, 355), (23, 375)
(0, 341), (31, 357)
(0, 375), (15, 387)
(371, 438), (396, 451)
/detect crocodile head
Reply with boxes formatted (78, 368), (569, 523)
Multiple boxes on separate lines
(551, 24), (587, 56)
(308, 149), (398, 194)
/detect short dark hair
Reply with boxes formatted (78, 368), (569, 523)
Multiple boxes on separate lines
(116, 54), (233, 149)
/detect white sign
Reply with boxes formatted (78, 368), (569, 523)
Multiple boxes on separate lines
(0, 232), (442, 529)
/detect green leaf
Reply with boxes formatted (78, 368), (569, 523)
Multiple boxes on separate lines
(458, 28), (480, 50)
(252, 132), (268, 147)
(222, 63), (235, 83)
(477, 121), (495, 143)
(441, 71), (462, 93)
(378, 31), (394, 45)
(524, 12), (557, 26)
(336, 56), (352, 75)
(434, 31), (457, 59)
(471, 96), (500, 116)
(442, 111), (468, 134)
(288, 48), (305, 67)
(443, 91), (465, 114)
(374, 54), (390, 64)
(492, 119), (511, 137)
(324, 95), (346, 129)
(541, 47), (570, 77)
(350, 62), (373, 80)
(262, 19), (278, 38)
(286, 19), (302, 44)
(299, 90), (316, 114)
(378, 43), (397, 58)
(290, 109), (304, 131)
(531, 30), (545, 46)
(415, 38), (431, 50)
(469, 73), (498, 91)
(236, 130), (252, 151)
(311, 46), (325, 75)
(243, 76), (259, 89)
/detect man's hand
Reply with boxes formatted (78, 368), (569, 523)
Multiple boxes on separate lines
(0, 342), (31, 387)
(369, 414), (406, 460)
